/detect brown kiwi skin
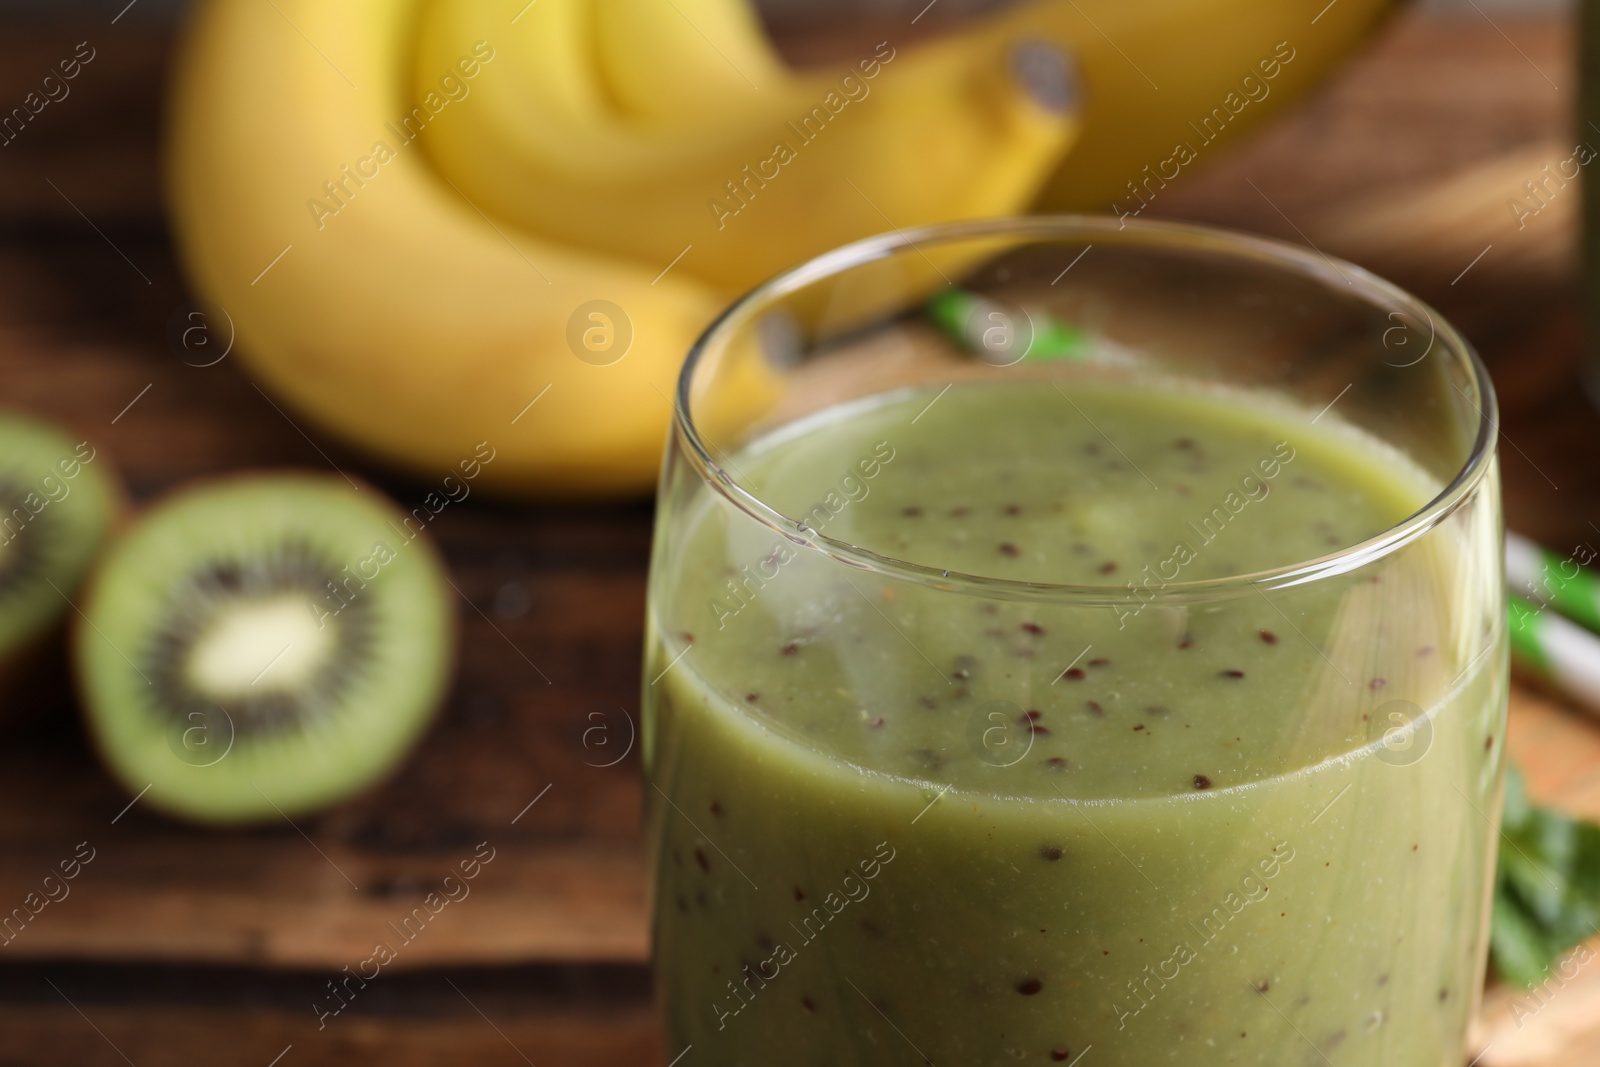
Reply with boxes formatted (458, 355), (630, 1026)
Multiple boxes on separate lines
(68, 468), (460, 828)
(0, 434), (129, 726)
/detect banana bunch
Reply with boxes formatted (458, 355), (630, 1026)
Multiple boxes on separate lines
(167, 0), (1392, 497)
(167, 0), (1079, 496)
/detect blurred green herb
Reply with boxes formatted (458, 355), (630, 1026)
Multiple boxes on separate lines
(1491, 762), (1600, 987)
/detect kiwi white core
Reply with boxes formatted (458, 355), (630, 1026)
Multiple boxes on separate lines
(184, 595), (335, 697)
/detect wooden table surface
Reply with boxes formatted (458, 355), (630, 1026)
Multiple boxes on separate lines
(1, 5), (1597, 1065)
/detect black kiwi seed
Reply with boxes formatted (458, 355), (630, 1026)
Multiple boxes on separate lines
(144, 540), (378, 737)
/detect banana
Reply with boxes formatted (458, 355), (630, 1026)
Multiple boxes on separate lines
(592, 0), (786, 125)
(555, 0), (1397, 219)
(169, 0), (1080, 496)
(167, 0), (756, 497)
(995, 0), (1399, 212)
(412, 0), (1082, 292)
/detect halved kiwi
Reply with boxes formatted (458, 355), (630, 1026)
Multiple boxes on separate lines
(74, 473), (455, 825)
(0, 412), (118, 689)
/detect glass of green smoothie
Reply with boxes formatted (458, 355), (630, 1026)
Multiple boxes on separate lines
(643, 217), (1505, 1066)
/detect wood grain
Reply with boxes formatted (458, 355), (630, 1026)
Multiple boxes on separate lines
(0, 961), (662, 1067)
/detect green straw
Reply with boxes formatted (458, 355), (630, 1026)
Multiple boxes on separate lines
(1507, 531), (1600, 635)
(927, 288), (1087, 363)
(1509, 593), (1600, 714)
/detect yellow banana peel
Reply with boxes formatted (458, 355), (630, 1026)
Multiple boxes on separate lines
(999, 0), (1400, 213)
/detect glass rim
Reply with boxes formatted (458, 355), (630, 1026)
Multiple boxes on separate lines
(673, 215), (1498, 605)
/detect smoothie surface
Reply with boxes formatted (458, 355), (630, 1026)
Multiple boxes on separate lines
(667, 380), (1452, 802)
(743, 380), (1426, 584)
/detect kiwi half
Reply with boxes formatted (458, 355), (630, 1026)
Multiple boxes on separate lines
(74, 473), (455, 825)
(0, 412), (118, 683)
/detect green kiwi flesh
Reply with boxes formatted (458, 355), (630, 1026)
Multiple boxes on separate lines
(75, 473), (455, 825)
(0, 412), (116, 665)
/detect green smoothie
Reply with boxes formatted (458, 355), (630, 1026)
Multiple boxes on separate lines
(645, 379), (1504, 1066)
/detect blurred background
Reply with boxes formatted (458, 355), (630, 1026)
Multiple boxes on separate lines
(1, 0), (1597, 1064)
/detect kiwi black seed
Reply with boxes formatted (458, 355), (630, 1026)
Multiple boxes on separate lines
(74, 473), (455, 825)
(0, 412), (119, 696)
